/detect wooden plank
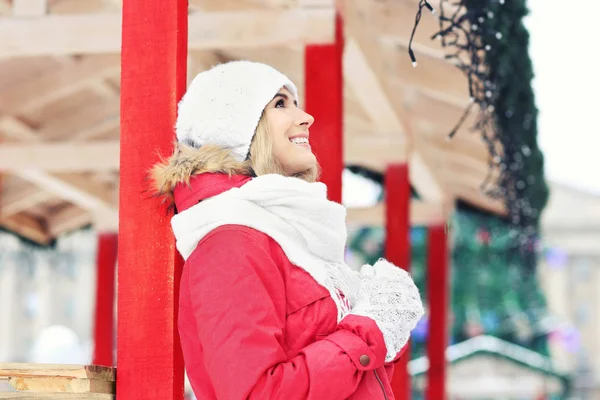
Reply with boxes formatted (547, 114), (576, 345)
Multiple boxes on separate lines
(0, 141), (119, 172)
(9, 377), (114, 394)
(384, 42), (470, 104)
(0, 214), (50, 244)
(0, 184), (53, 217)
(37, 102), (119, 142)
(46, 206), (94, 237)
(117, 0), (187, 398)
(0, 55), (120, 114)
(384, 164), (411, 400)
(0, 394), (113, 399)
(0, 9), (335, 58)
(12, 0), (46, 17)
(374, 0), (446, 57)
(16, 171), (117, 228)
(345, 134), (407, 166)
(344, 39), (404, 133)
(0, 117), (42, 141)
(0, 115), (119, 236)
(0, 364), (115, 382)
(346, 200), (451, 227)
(305, 13), (344, 203)
(342, 0), (446, 202)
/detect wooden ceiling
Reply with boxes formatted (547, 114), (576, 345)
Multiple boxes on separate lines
(0, 0), (505, 244)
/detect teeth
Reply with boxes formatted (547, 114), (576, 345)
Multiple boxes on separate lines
(291, 137), (309, 144)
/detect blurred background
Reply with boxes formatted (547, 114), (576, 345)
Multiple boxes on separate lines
(0, 0), (598, 399)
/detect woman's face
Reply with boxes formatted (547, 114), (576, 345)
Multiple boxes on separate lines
(263, 87), (316, 176)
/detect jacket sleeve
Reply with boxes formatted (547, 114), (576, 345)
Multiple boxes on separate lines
(383, 342), (410, 382)
(185, 227), (387, 400)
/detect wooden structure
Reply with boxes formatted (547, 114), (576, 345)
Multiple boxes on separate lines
(0, 0), (508, 399)
(0, 363), (116, 399)
(0, 0), (504, 244)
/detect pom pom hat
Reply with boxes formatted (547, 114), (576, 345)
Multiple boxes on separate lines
(175, 60), (299, 161)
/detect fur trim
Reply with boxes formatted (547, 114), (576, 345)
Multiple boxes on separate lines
(149, 143), (252, 204)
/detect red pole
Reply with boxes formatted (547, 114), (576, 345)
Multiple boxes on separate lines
(118, 0), (187, 398)
(426, 224), (449, 400)
(92, 232), (118, 366)
(385, 163), (411, 400)
(305, 13), (344, 203)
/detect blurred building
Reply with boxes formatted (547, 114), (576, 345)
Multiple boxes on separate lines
(0, 229), (97, 364)
(410, 335), (567, 399)
(539, 182), (600, 398)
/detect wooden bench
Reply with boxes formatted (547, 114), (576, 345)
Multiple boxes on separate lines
(0, 364), (115, 399)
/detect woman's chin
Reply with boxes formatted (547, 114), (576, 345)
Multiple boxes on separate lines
(282, 155), (317, 175)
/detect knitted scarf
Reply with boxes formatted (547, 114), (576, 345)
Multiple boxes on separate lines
(171, 174), (360, 321)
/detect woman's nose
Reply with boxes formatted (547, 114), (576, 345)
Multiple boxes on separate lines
(298, 109), (314, 127)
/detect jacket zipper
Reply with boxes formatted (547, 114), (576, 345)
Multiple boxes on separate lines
(373, 370), (389, 400)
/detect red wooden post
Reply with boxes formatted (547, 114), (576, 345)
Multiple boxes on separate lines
(305, 13), (344, 203)
(426, 224), (449, 400)
(385, 163), (411, 400)
(118, 0), (187, 398)
(92, 232), (118, 366)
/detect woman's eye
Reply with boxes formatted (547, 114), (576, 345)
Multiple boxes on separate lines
(275, 99), (285, 108)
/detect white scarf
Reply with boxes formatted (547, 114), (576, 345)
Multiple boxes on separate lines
(171, 174), (360, 321)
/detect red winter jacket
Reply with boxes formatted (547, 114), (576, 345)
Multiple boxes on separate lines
(176, 173), (404, 399)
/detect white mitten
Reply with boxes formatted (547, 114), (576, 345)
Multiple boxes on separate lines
(349, 259), (424, 362)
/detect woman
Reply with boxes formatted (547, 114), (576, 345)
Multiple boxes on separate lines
(152, 61), (424, 399)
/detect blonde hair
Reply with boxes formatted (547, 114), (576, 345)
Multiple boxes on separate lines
(248, 112), (320, 183)
(150, 112), (320, 203)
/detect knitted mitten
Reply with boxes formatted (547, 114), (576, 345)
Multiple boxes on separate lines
(349, 259), (424, 362)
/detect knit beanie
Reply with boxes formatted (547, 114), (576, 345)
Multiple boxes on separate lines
(175, 60), (299, 161)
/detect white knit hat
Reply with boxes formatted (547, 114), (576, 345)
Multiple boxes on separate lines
(175, 60), (299, 161)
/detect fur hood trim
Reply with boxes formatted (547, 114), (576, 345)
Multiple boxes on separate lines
(149, 143), (252, 204)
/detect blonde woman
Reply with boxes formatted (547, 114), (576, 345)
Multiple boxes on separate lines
(152, 61), (424, 399)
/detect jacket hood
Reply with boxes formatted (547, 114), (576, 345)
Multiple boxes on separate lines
(150, 143), (253, 212)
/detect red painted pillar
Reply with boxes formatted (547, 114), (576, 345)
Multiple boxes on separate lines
(92, 232), (118, 366)
(385, 163), (411, 400)
(426, 224), (449, 400)
(118, 0), (187, 399)
(305, 13), (344, 203)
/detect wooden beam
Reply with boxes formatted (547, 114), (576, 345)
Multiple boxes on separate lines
(0, 184), (53, 217)
(344, 39), (405, 133)
(0, 363), (116, 381)
(0, 116), (42, 141)
(305, 12), (344, 203)
(384, 163), (411, 400)
(71, 115), (120, 141)
(12, 0), (46, 17)
(341, 0), (446, 202)
(0, 213), (50, 244)
(0, 117), (120, 227)
(0, 9), (335, 58)
(374, 0), (446, 58)
(345, 133), (407, 167)
(0, 141), (119, 172)
(38, 102), (119, 141)
(118, 0), (187, 397)
(46, 205), (94, 237)
(0, 0), (10, 14)
(17, 170), (118, 219)
(346, 200), (451, 227)
(384, 42), (470, 104)
(448, 180), (506, 215)
(0, 54), (120, 114)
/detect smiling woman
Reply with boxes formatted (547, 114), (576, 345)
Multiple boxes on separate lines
(251, 87), (318, 181)
(150, 60), (424, 400)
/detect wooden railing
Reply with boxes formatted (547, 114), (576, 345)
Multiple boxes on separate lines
(0, 363), (115, 399)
